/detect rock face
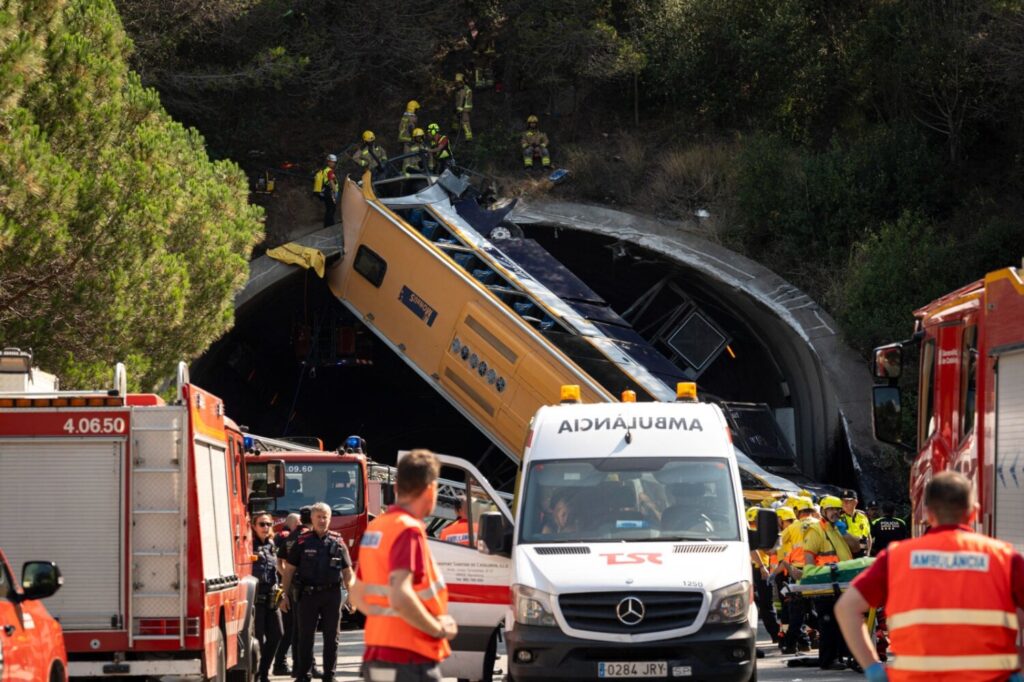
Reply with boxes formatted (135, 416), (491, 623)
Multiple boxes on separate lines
(511, 199), (901, 501)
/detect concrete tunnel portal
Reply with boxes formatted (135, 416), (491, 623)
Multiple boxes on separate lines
(191, 201), (882, 497)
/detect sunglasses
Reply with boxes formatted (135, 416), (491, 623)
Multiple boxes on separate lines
(256, 522), (273, 528)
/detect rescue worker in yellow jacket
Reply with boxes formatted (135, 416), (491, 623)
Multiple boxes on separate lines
(402, 128), (427, 175)
(521, 115), (551, 169)
(350, 450), (457, 681)
(352, 131), (388, 173)
(453, 73), (473, 141)
(311, 154), (339, 227)
(398, 100), (420, 144)
(775, 497), (815, 654)
(804, 495), (855, 670)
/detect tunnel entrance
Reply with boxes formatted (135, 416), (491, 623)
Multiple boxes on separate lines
(192, 225), (838, 490)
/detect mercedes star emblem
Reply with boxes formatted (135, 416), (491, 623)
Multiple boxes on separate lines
(616, 596), (645, 626)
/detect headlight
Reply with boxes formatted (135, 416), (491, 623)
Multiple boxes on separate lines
(512, 584), (557, 627)
(706, 581), (751, 623)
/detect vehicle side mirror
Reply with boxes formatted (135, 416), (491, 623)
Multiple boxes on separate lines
(477, 512), (512, 557)
(749, 509), (779, 550)
(872, 385), (906, 448)
(873, 343), (903, 381)
(19, 561), (62, 601)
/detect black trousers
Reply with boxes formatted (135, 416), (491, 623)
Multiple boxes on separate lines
(295, 588), (341, 681)
(753, 571), (779, 641)
(254, 600), (283, 676)
(322, 195), (336, 227)
(783, 593), (810, 649)
(813, 596), (849, 667)
(274, 603), (293, 666)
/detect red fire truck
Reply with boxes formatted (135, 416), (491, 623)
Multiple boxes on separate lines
(871, 261), (1024, 542)
(0, 352), (280, 680)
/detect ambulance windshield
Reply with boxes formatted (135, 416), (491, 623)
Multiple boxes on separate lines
(519, 457), (740, 543)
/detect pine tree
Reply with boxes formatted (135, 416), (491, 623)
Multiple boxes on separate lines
(0, 0), (264, 389)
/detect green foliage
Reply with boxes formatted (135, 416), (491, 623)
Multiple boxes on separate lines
(0, 0), (263, 389)
(731, 126), (948, 288)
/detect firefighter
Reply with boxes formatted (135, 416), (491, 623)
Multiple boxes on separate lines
(747, 507), (780, 644)
(837, 471), (1024, 682)
(398, 100), (420, 144)
(775, 497), (815, 654)
(251, 512), (283, 682)
(840, 489), (872, 556)
(272, 513), (301, 676)
(521, 115), (551, 169)
(350, 449), (457, 681)
(280, 502), (354, 682)
(440, 497), (471, 545)
(352, 131), (388, 173)
(426, 123), (452, 173)
(803, 495), (854, 670)
(402, 128), (428, 175)
(453, 73), (473, 141)
(312, 154), (339, 227)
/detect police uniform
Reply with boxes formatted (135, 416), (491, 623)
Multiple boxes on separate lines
(272, 525), (304, 673)
(840, 509), (871, 555)
(287, 529), (352, 682)
(253, 536), (283, 681)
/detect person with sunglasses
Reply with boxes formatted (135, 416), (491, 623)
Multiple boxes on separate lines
(251, 511), (283, 682)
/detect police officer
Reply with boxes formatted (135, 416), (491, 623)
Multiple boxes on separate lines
(869, 501), (908, 556)
(280, 502), (353, 682)
(251, 512), (283, 682)
(272, 513), (301, 676)
(839, 489), (872, 557)
(350, 449), (457, 682)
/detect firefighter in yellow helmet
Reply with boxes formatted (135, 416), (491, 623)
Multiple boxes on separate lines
(453, 73), (473, 141)
(402, 128), (427, 175)
(775, 496), (816, 654)
(352, 130), (387, 173)
(311, 153), (339, 227)
(398, 100), (420, 144)
(521, 115), (551, 169)
(803, 495), (855, 669)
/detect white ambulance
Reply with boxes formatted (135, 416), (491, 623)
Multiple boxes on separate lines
(426, 383), (775, 682)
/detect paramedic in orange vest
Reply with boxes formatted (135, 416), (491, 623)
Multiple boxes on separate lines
(836, 471), (1024, 682)
(350, 449), (457, 681)
(440, 497), (471, 546)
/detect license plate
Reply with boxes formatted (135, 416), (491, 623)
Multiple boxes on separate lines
(598, 661), (668, 678)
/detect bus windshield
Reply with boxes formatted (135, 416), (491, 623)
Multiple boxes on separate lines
(519, 457), (740, 544)
(248, 461), (363, 517)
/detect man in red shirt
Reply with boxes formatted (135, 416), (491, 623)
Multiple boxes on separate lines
(836, 471), (1024, 682)
(350, 449), (457, 681)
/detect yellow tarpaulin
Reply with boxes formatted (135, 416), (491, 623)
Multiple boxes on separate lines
(266, 243), (326, 278)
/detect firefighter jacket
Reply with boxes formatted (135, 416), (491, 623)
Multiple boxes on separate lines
(777, 520), (806, 569)
(521, 129), (549, 149)
(885, 528), (1019, 681)
(398, 112), (417, 143)
(353, 144), (388, 169)
(803, 518), (853, 565)
(402, 142), (427, 172)
(455, 85), (473, 113)
(359, 510), (451, 662)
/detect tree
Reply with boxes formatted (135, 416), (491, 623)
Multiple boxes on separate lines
(0, 0), (264, 390)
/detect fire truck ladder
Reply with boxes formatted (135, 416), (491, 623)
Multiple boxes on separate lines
(127, 367), (190, 646)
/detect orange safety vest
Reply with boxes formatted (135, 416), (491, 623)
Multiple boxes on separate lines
(359, 510), (451, 662)
(440, 518), (473, 546)
(885, 528), (1020, 681)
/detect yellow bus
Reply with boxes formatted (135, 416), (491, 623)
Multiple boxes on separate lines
(328, 169), (685, 460)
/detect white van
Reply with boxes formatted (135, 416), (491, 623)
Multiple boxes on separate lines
(423, 385), (776, 682)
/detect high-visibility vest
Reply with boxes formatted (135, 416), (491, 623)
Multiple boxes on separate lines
(430, 135), (450, 159)
(313, 166), (335, 195)
(805, 519), (852, 565)
(455, 85), (473, 112)
(521, 129), (549, 148)
(885, 529), (1019, 681)
(440, 518), (472, 546)
(359, 510), (451, 662)
(841, 510), (871, 540)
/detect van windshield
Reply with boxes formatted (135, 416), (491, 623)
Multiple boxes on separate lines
(247, 461), (363, 517)
(519, 457), (740, 544)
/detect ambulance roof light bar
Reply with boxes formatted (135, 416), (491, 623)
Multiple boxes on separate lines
(560, 384), (581, 404)
(676, 382), (698, 402)
(621, 390), (637, 403)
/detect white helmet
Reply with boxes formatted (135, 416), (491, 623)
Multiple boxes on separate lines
(326, 153), (338, 162)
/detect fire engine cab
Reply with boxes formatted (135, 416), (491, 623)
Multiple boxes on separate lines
(0, 350), (272, 680)
(871, 261), (1024, 542)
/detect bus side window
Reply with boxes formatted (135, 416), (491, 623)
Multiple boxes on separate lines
(354, 245), (387, 287)
(960, 325), (978, 442)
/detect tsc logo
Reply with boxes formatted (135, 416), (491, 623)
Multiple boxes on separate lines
(600, 553), (663, 565)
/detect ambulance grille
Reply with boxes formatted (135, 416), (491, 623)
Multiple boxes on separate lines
(673, 544), (727, 554)
(533, 545), (590, 555)
(559, 591), (704, 634)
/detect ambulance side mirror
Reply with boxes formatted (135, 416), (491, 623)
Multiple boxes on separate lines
(477, 512), (512, 557)
(749, 509), (778, 550)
